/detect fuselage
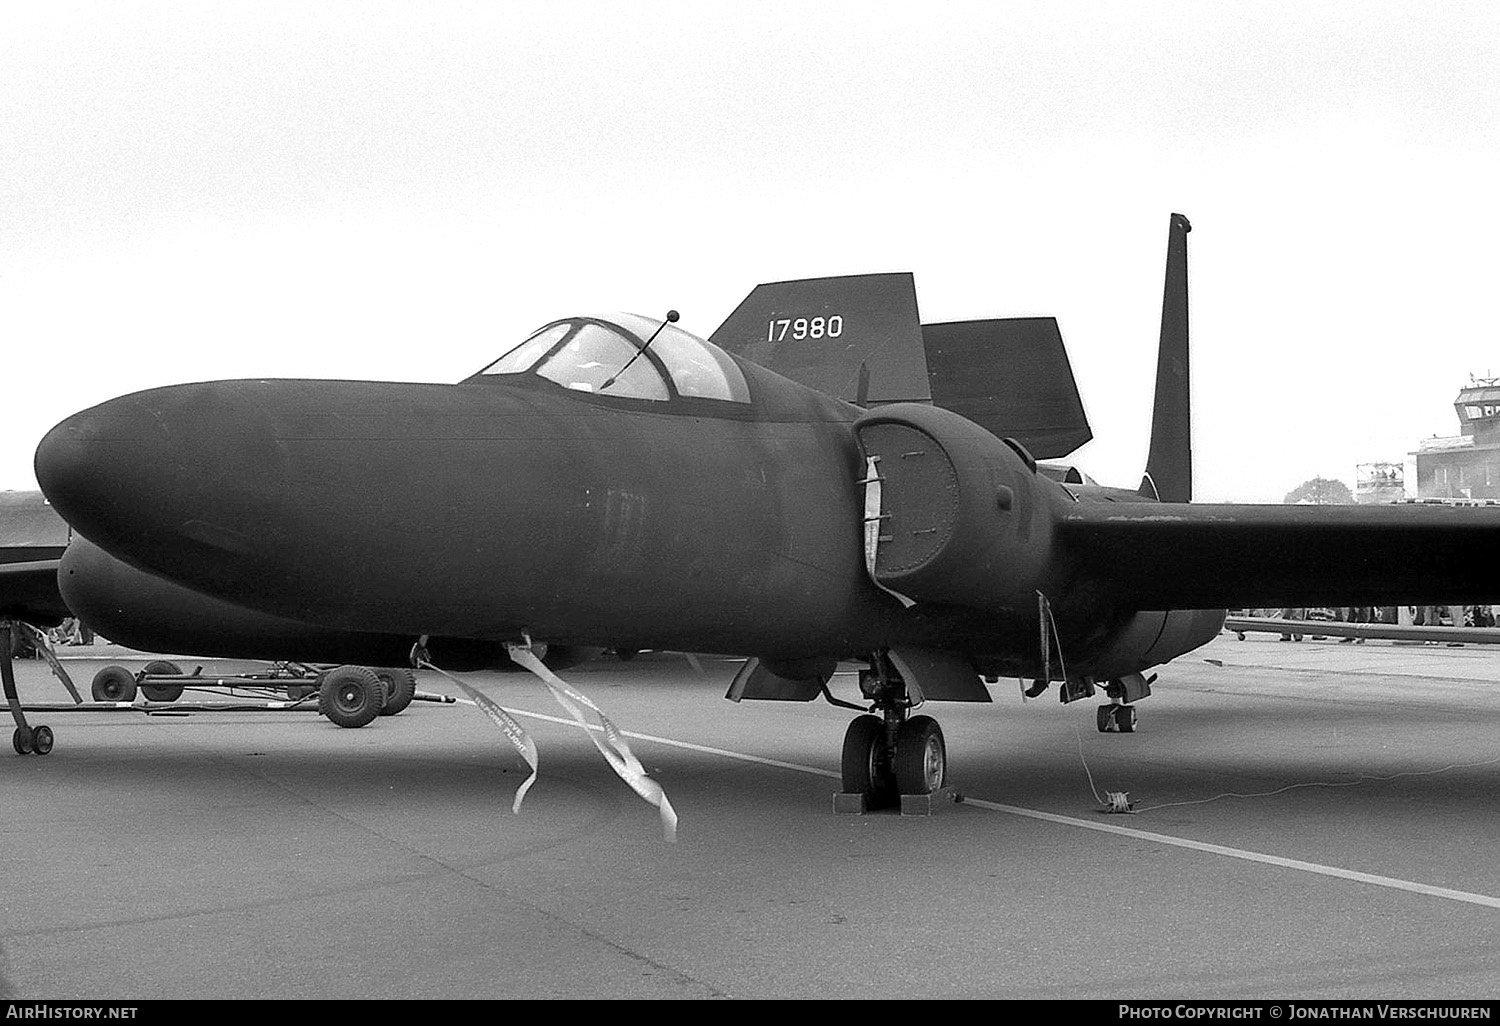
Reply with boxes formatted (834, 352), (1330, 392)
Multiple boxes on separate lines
(34, 318), (1222, 682)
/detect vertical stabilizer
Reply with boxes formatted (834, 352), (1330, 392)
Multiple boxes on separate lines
(709, 273), (930, 405)
(1139, 213), (1192, 502)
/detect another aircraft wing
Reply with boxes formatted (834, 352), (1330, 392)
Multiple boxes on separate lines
(1057, 502), (1500, 610)
(1224, 616), (1500, 645)
(0, 557), (69, 624)
(1, 491), (72, 624)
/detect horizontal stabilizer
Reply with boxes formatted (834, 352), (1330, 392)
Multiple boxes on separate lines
(921, 318), (1092, 459)
(1060, 502), (1500, 609)
(709, 273), (931, 405)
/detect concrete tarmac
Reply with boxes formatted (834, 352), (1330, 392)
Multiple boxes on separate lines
(3, 634), (1500, 999)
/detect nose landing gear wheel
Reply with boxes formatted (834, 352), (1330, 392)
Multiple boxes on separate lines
(1098, 704), (1138, 733)
(894, 715), (946, 795)
(13, 726), (33, 755)
(30, 724), (53, 755)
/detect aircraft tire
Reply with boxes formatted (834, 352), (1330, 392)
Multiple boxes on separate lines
(1097, 705), (1115, 732)
(91, 665), (138, 703)
(841, 714), (895, 804)
(140, 660), (186, 702)
(894, 716), (945, 796)
(31, 724), (53, 755)
(1116, 705), (1137, 733)
(374, 667), (417, 716)
(12, 726), (33, 755)
(318, 665), (384, 728)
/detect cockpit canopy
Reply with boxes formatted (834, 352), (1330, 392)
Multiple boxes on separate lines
(470, 313), (750, 404)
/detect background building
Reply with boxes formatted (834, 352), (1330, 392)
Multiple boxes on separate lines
(1412, 378), (1500, 500)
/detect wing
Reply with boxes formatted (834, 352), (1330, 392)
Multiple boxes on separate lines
(0, 557), (69, 624)
(1058, 501), (1500, 610)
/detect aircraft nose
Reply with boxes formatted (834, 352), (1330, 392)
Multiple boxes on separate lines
(36, 383), (287, 577)
(37, 394), (161, 521)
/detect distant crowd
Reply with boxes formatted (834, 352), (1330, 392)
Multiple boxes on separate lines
(1256, 605), (1498, 642)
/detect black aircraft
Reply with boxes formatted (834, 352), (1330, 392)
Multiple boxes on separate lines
(0, 491), (71, 631)
(32, 215), (1500, 809)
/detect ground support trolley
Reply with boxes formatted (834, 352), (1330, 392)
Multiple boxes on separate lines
(3, 619), (454, 755)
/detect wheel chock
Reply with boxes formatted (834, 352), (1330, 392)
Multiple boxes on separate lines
(833, 792), (869, 815)
(900, 786), (960, 817)
(835, 788), (962, 816)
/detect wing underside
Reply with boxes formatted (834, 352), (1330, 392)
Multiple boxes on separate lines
(1059, 502), (1500, 609)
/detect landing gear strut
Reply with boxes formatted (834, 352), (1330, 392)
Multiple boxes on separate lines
(837, 653), (949, 812)
(3, 620), (53, 757)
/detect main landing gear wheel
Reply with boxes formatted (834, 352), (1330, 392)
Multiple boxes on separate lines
(318, 665), (384, 728)
(841, 714), (895, 806)
(1097, 704), (1138, 733)
(91, 665), (138, 702)
(894, 715), (946, 795)
(373, 667), (417, 717)
(140, 660), (185, 703)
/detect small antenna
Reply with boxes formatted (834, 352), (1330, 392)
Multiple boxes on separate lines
(601, 310), (679, 391)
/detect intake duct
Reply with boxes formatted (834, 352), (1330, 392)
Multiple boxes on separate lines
(855, 403), (1053, 611)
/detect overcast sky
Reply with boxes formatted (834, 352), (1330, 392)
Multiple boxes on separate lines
(4, 1), (1497, 501)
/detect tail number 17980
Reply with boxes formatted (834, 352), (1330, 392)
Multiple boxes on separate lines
(767, 315), (843, 342)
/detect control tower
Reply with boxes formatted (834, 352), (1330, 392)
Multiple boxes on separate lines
(1413, 376), (1500, 499)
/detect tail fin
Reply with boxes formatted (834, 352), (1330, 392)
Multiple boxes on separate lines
(1139, 213), (1192, 502)
(708, 273), (931, 405)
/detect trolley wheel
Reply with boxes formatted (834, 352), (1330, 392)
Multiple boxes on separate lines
(894, 715), (946, 795)
(140, 660), (185, 702)
(31, 724), (53, 756)
(373, 667), (417, 717)
(13, 726), (34, 755)
(91, 665), (138, 702)
(318, 665), (384, 728)
(840, 714), (895, 805)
